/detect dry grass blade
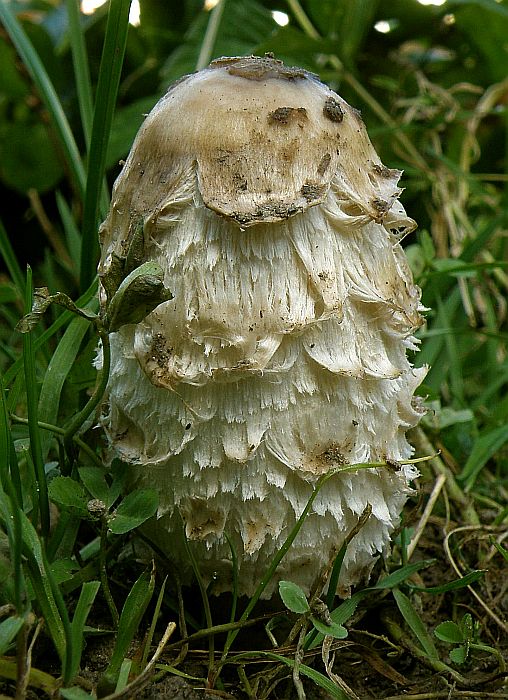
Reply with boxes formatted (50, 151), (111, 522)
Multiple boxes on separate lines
(321, 636), (360, 700)
(407, 474), (447, 559)
(443, 526), (508, 635)
(100, 621), (176, 700)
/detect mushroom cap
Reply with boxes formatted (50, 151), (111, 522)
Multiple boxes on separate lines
(103, 55), (402, 239)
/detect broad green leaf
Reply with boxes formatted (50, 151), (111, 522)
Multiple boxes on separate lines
(393, 588), (439, 660)
(279, 580), (310, 614)
(310, 616), (348, 639)
(0, 616), (24, 655)
(79, 466), (110, 504)
(450, 645), (468, 664)
(108, 489), (158, 534)
(49, 557), (79, 585)
(435, 620), (464, 644)
(49, 476), (90, 516)
(454, 2), (508, 81)
(107, 459), (129, 507)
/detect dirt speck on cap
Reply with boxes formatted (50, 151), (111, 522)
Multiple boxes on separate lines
(323, 96), (344, 123)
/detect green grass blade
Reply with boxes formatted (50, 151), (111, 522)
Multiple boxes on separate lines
(69, 581), (101, 681)
(115, 659), (132, 693)
(225, 533), (239, 626)
(79, 0), (132, 291)
(437, 295), (464, 405)
(183, 524), (215, 674)
(65, 0), (94, 149)
(141, 576), (168, 669)
(0, 216), (25, 295)
(0, 2), (86, 198)
(38, 315), (90, 461)
(459, 424), (508, 491)
(373, 560), (436, 590)
(408, 569), (486, 594)
(392, 588), (439, 660)
(22, 268), (50, 538)
(96, 566), (155, 697)
(56, 192), (82, 273)
(60, 688), (96, 699)
(41, 547), (75, 684)
(0, 455), (25, 613)
(21, 513), (66, 661)
(326, 541), (348, 610)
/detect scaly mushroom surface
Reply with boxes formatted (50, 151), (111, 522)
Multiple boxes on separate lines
(98, 55), (427, 597)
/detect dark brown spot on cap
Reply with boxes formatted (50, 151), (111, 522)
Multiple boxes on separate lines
(268, 106), (308, 124)
(323, 97), (344, 123)
(317, 153), (331, 176)
(301, 182), (326, 201)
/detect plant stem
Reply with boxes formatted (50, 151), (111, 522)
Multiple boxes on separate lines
(11, 414), (104, 469)
(23, 268), (50, 538)
(286, 0), (319, 39)
(100, 518), (119, 627)
(63, 331), (111, 470)
(196, 0), (226, 71)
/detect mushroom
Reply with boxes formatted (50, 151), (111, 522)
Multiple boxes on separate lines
(98, 55), (427, 598)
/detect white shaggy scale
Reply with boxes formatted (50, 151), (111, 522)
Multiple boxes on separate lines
(99, 56), (427, 597)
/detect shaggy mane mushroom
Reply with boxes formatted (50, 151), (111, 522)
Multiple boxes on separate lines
(98, 55), (427, 598)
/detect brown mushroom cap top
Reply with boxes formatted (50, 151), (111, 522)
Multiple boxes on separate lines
(106, 55), (403, 232)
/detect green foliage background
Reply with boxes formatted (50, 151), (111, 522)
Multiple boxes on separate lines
(0, 0), (507, 697)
